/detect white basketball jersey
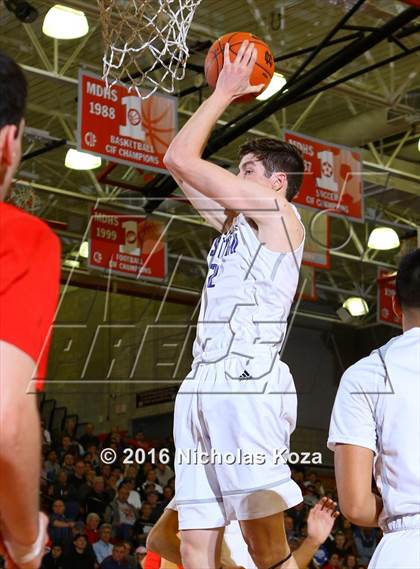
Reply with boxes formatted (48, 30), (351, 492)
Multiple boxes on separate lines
(192, 208), (305, 364)
(328, 327), (420, 529)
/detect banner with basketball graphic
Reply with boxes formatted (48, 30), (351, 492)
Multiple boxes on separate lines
(283, 130), (364, 222)
(78, 70), (178, 173)
(377, 267), (402, 327)
(88, 208), (167, 281)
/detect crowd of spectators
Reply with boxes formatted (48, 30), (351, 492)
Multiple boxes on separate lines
(39, 420), (175, 568)
(23, 419), (381, 568)
(288, 469), (380, 568)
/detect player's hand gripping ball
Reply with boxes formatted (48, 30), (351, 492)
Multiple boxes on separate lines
(205, 32), (275, 102)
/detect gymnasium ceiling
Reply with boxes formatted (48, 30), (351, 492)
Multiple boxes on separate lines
(1, 0), (420, 326)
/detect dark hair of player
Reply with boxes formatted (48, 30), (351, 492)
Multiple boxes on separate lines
(396, 248), (420, 309)
(239, 138), (304, 202)
(0, 50), (27, 130)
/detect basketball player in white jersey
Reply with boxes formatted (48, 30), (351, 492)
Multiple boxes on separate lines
(328, 249), (420, 568)
(147, 497), (339, 569)
(164, 40), (305, 569)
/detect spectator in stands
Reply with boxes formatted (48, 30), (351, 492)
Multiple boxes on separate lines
(315, 478), (326, 497)
(79, 423), (100, 451)
(133, 503), (154, 537)
(328, 530), (355, 557)
(167, 476), (175, 493)
(122, 541), (137, 569)
(105, 484), (138, 540)
(303, 484), (319, 507)
(99, 543), (127, 568)
(70, 520), (86, 541)
(86, 444), (101, 471)
(291, 468), (306, 492)
(61, 453), (75, 476)
(352, 527), (378, 565)
(124, 478), (142, 510)
(106, 473), (121, 502)
(101, 464), (113, 480)
(144, 491), (164, 524)
(304, 470), (317, 488)
(284, 515), (299, 541)
(155, 462), (174, 487)
(93, 524), (114, 564)
(62, 533), (95, 569)
(86, 476), (110, 518)
(48, 499), (74, 545)
(137, 462), (154, 486)
(132, 431), (151, 452)
(135, 546), (147, 567)
(79, 467), (97, 507)
(288, 501), (307, 534)
(85, 512), (101, 544)
(59, 462), (83, 519)
(341, 518), (357, 553)
(68, 459), (86, 493)
(124, 464), (139, 480)
(141, 471), (163, 496)
(102, 425), (121, 448)
(57, 435), (78, 461)
(161, 485), (174, 507)
(343, 553), (357, 569)
(45, 449), (61, 482)
(112, 466), (124, 486)
(41, 544), (65, 569)
(41, 420), (52, 447)
(323, 552), (341, 569)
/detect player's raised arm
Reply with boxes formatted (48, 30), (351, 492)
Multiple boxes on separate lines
(163, 41), (278, 218)
(169, 170), (227, 233)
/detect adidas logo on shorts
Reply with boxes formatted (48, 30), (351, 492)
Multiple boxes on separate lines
(239, 369), (251, 379)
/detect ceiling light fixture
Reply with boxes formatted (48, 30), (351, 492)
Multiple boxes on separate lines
(42, 4), (89, 39)
(65, 149), (101, 170)
(63, 259), (80, 269)
(4, 0), (38, 23)
(367, 227), (400, 251)
(256, 72), (287, 101)
(79, 241), (89, 259)
(342, 297), (369, 317)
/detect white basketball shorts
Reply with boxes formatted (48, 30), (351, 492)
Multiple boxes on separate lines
(369, 514), (420, 569)
(173, 348), (303, 530)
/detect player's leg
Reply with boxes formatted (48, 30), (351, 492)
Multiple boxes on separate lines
(201, 352), (302, 569)
(146, 507), (182, 566)
(239, 513), (297, 569)
(180, 527), (224, 569)
(173, 365), (228, 568)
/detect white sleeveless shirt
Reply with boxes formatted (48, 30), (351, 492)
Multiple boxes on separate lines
(192, 207), (305, 365)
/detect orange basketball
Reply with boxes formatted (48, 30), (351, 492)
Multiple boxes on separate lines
(204, 32), (275, 103)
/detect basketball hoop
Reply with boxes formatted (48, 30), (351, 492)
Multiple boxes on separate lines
(8, 184), (42, 214)
(97, 0), (202, 99)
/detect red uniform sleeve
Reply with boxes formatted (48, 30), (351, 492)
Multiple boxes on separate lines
(0, 203), (61, 391)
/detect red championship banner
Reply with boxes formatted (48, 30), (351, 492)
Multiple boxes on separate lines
(377, 268), (402, 327)
(298, 207), (330, 269)
(88, 208), (167, 281)
(78, 70), (178, 173)
(284, 130), (364, 222)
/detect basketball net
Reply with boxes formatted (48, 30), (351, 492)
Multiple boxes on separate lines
(97, 0), (202, 99)
(8, 184), (42, 214)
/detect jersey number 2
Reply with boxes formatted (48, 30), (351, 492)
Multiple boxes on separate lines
(207, 263), (219, 288)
